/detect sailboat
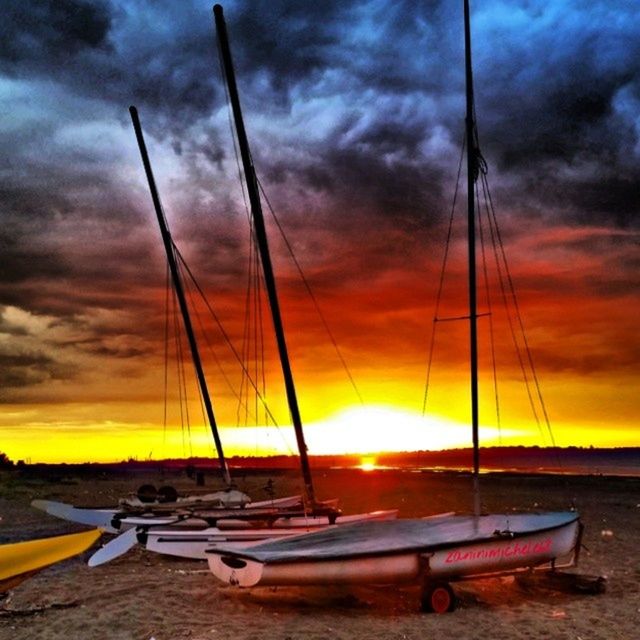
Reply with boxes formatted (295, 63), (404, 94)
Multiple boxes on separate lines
(31, 101), (305, 534)
(75, 4), (401, 564)
(84, 94), (396, 566)
(205, 0), (584, 612)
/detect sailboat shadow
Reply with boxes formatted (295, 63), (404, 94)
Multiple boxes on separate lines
(218, 575), (587, 615)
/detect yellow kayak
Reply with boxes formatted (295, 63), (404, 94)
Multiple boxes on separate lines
(0, 529), (101, 589)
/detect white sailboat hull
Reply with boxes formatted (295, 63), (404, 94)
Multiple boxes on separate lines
(146, 510), (399, 559)
(207, 513), (580, 587)
(31, 495), (304, 534)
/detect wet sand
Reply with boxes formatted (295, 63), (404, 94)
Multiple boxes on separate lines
(0, 468), (638, 639)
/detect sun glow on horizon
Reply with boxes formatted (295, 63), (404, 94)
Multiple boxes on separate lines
(2, 403), (638, 465)
(358, 456), (377, 471)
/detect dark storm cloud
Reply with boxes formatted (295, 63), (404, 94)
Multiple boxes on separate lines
(3, 0), (636, 226)
(299, 144), (445, 224)
(0, 350), (73, 390)
(1, 0), (112, 62)
(1, 0), (639, 402)
(219, 0), (640, 231)
(550, 174), (640, 227)
(1, 0), (219, 128)
(468, 2), (640, 225)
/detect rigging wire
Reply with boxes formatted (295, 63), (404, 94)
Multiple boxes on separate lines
(179, 255), (256, 423)
(238, 231), (255, 426)
(480, 172), (557, 447)
(482, 176), (542, 439)
(254, 234), (269, 427)
(171, 282), (190, 457)
(174, 246), (296, 455)
(474, 97), (556, 449)
(217, 38), (293, 457)
(423, 101), (558, 453)
(422, 134), (466, 415)
(257, 177), (364, 405)
(476, 180), (502, 444)
(163, 263), (171, 455)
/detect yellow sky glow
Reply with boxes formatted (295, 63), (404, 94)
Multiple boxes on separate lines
(2, 402), (637, 465)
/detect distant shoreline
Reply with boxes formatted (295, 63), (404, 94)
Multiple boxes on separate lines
(5, 445), (640, 479)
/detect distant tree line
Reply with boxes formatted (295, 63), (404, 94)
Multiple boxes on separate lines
(0, 452), (14, 469)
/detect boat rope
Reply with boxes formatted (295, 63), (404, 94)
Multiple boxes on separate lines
(472, 99), (559, 451)
(476, 180), (502, 443)
(257, 177), (364, 405)
(477, 171), (545, 441)
(171, 282), (192, 457)
(217, 28), (274, 432)
(180, 257), (250, 421)
(238, 233), (256, 426)
(163, 263), (171, 456)
(223, 71), (263, 428)
(237, 228), (269, 430)
(480, 172), (557, 448)
(173, 246), (296, 455)
(422, 133), (466, 415)
(253, 235), (268, 426)
(217, 32), (269, 434)
(471, 103), (488, 180)
(217, 44), (306, 487)
(423, 105), (559, 455)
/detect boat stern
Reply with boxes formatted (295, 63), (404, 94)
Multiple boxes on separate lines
(208, 552), (265, 587)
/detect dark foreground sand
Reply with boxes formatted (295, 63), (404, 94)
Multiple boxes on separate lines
(1, 468), (638, 640)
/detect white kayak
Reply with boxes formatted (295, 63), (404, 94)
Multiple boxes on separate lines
(207, 512), (580, 587)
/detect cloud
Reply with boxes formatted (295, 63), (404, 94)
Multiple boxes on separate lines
(0, 0), (638, 424)
(2, 0), (112, 64)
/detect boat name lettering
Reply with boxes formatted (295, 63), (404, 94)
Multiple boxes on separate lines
(444, 538), (553, 564)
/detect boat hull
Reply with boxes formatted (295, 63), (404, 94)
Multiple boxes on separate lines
(31, 495), (304, 534)
(207, 513), (580, 587)
(146, 510), (399, 559)
(0, 529), (101, 588)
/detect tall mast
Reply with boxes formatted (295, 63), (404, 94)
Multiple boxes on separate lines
(129, 105), (232, 488)
(463, 0), (481, 517)
(212, 4), (316, 505)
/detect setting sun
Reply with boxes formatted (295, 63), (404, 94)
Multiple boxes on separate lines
(359, 456), (377, 471)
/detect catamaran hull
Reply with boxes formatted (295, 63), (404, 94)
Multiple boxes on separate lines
(146, 510), (399, 559)
(31, 495), (304, 534)
(207, 516), (580, 587)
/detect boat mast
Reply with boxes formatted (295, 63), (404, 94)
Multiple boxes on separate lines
(463, 0), (481, 517)
(212, 4), (316, 506)
(129, 105), (232, 488)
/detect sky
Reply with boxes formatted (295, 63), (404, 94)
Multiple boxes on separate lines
(1, 0), (638, 464)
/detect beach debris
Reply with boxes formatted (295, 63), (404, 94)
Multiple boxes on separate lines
(551, 609), (566, 618)
(516, 571), (606, 594)
(600, 529), (614, 539)
(0, 600), (80, 617)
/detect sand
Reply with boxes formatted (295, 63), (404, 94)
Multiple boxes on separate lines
(0, 468), (638, 640)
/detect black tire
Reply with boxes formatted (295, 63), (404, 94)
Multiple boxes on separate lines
(421, 581), (456, 614)
(157, 485), (178, 503)
(136, 484), (157, 503)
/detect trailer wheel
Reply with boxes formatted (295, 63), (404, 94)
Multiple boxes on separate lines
(421, 581), (456, 613)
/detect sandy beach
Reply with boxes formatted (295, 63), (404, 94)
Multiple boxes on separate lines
(1, 468), (638, 640)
